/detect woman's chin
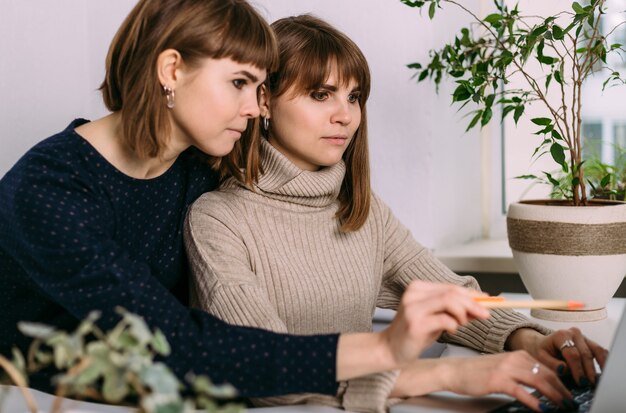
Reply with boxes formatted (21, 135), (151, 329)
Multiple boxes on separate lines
(198, 142), (237, 158)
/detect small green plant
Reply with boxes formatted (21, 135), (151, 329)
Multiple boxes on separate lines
(0, 308), (242, 413)
(546, 144), (626, 200)
(400, 0), (626, 205)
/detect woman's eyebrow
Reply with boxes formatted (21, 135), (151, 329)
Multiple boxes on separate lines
(318, 84), (337, 91)
(235, 70), (259, 82)
(318, 84), (361, 93)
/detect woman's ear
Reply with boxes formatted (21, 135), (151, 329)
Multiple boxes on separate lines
(157, 49), (183, 88)
(259, 84), (271, 118)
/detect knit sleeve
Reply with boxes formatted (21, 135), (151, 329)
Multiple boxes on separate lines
(372, 195), (551, 353)
(0, 147), (339, 398)
(185, 196), (399, 413)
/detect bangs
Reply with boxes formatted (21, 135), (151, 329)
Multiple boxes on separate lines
(270, 16), (371, 102)
(212, 2), (278, 71)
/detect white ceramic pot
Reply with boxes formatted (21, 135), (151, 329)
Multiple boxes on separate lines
(507, 200), (626, 321)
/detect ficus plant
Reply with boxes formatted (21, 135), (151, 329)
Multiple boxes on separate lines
(0, 308), (242, 413)
(400, 0), (626, 205)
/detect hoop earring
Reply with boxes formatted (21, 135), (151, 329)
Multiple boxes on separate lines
(262, 116), (270, 132)
(163, 85), (175, 109)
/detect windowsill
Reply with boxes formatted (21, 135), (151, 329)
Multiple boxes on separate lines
(434, 237), (517, 274)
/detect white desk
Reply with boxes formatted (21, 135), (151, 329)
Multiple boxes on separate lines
(3, 295), (624, 413)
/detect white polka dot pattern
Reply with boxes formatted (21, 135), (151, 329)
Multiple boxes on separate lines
(0, 119), (339, 397)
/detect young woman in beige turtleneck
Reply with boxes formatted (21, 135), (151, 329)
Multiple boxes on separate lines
(184, 15), (605, 413)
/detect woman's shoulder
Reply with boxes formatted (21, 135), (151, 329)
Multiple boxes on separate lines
(188, 183), (249, 220)
(369, 191), (393, 216)
(21, 119), (90, 161)
(3, 119), (92, 183)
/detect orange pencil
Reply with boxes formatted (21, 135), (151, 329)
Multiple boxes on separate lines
(474, 296), (506, 303)
(475, 298), (585, 310)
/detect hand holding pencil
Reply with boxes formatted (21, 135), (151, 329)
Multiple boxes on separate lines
(475, 296), (585, 310)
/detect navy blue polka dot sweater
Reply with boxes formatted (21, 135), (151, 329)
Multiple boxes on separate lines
(0, 119), (339, 396)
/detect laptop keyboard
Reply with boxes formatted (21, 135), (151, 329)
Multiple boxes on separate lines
(490, 375), (597, 413)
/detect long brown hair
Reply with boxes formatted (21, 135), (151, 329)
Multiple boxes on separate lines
(267, 15), (372, 232)
(100, 0), (276, 183)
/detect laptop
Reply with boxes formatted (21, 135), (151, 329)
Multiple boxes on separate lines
(390, 303), (626, 413)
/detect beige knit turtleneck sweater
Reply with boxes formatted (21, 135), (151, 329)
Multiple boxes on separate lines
(184, 140), (550, 413)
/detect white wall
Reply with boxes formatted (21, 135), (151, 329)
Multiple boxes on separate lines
(0, 0), (485, 250)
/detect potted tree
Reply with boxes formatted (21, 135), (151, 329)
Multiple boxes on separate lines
(401, 0), (626, 321)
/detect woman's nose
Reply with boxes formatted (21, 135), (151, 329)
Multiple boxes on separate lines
(242, 93), (261, 119)
(331, 101), (352, 125)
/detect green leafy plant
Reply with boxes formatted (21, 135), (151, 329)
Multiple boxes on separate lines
(401, 0), (626, 205)
(547, 143), (626, 200)
(0, 308), (242, 413)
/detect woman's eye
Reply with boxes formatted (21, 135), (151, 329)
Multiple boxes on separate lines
(348, 93), (360, 104)
(310, 91), (329, 101)
(233, 79), (246, 89)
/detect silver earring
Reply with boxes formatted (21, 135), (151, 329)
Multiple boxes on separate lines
(163, 85), (175, 109)
(262, 116), (270, 131)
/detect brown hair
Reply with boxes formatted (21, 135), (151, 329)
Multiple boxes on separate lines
(100, 0), (277, 184)
(267, 15), (372, 232)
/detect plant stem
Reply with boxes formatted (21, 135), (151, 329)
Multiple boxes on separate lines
(0, 354), (38, 413)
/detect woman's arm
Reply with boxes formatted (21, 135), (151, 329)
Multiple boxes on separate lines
(372, 195), (551, 353)
(0, 151), (339, 398)
(389, 352), (575, 412)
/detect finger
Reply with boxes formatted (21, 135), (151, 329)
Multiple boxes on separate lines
(402, 298), (462, 335)
(535, 348), (567, 376)
(575, 334), (609, 371)
(405, 292), (484, 327)
(588, 339), (609, 371)
(559, 343), (585, 385)
(503, 352), (572, 410)
(403, 282), (491, 320)
(524, 363), (572, 410)
(508, 383), (542, 412)
(405, 281), (485, 300)
(571, 334), (597, 385)
(437, 291), (478, 325)
(537, 367), (573, 408)
(422, 313), (462, 336)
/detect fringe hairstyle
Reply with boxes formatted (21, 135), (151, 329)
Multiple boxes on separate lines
(100, 0), (277, 185)
(267, 15), (372, 232)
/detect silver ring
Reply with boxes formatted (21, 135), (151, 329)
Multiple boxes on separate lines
(559, 339), (575, 351)
(531, 362), (540, 375)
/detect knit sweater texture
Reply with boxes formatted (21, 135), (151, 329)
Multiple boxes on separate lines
(184, 139), (551, 412)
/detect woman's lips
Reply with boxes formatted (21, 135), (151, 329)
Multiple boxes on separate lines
(322, 136), (348, 145)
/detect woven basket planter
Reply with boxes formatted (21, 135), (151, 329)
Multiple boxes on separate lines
(507, 199), (626, 321)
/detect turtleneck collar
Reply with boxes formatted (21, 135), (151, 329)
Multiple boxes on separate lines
(249, 139), (346, 208)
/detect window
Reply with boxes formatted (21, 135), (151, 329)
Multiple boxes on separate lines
(582, 122), (603, 160)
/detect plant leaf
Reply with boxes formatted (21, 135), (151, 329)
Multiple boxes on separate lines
(481, 107), (493, 126)
(466, 110), (483, 132)
(551, 130), (563, 141)
(553, 25), (564, 40)
(531, 117), (552, 126)
(550, 143), (566, 165)
(513, 105), (525, 124)
(428, 1), (436, 19)
(484, 13), (503, 25)
(17, 322), (57, 339)
(572, 2), (584, 14)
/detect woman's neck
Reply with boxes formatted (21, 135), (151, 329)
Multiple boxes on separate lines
(75, 112), (183, 180)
